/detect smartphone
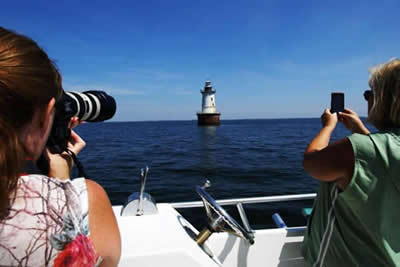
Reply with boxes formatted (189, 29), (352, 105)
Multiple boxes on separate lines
(331, 92), (344, 113)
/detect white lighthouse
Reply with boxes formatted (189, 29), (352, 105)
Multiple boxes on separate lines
(196, 81), (221, 125)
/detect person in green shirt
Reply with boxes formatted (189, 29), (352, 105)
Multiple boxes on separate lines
(302, 58), (400, 267)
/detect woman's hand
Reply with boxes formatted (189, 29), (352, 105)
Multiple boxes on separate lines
(46, 130), (86, 180)
(338, 108), (370, 135)
(46, 117), (86, 180)
(68, 116), (83, 129)
(321, 109), (338, 129)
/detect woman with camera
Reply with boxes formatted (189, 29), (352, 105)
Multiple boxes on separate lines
(302, 59), (400, 266)
(0, 27), (121, 266)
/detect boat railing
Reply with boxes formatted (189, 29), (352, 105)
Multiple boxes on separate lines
(171, 193), (316, 209)
(170, 193), (316, 230)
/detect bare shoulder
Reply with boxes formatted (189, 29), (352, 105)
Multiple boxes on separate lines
(86, 179), (108, 201)
(85, 179), (121, 267)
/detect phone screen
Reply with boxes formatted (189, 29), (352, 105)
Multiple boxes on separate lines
(331, 92), (344, 113)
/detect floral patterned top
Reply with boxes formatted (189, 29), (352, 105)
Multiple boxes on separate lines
(0, 175), (101, 266)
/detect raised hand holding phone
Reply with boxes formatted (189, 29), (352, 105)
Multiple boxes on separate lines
(338, 108), (370, 135)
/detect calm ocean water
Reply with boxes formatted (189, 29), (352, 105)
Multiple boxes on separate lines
(74, 118), (360, 229)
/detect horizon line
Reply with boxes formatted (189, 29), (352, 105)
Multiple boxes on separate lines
(98, 116), (368, 123)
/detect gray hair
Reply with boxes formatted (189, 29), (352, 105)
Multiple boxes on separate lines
(367, 58), (400, 129)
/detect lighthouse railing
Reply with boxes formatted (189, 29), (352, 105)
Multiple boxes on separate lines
(200, 89), (216, 94)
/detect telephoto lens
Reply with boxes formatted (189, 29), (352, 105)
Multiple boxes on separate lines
(64, 90), (116, 122)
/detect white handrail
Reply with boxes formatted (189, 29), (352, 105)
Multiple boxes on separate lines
(171, 193), (316, 209)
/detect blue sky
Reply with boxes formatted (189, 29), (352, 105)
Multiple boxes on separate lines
(3, 0), (399, 121)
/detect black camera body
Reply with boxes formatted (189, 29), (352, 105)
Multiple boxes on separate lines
(37, 90), (116, 175)
(48, 90), (116, 153)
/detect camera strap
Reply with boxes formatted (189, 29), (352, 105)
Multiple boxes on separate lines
(66, 149), (88, 178)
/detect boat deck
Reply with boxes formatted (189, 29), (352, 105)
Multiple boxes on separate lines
(113, 201), (308, 267)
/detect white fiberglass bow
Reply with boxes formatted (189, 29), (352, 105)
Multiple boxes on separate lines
(112, 167), (315, 267)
